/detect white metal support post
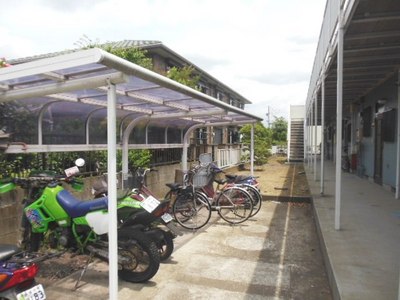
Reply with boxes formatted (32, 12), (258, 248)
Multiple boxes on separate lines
(303, 113), (307, 162)
(310, 102), (314, 172)
(396, 69), (400, 199)
(320, 74), (326, 194)
(308, 112), (311, 166)
(107, 82), (118, 299)
(314, 95), (318, 181)
(121, 115), (150, 189)
(335, 4), (344, 230)
(308, 108), (310, 166)
(85, 108), (104, 145)
(307, 112), (310, 167)
(250, 124), (254, 176)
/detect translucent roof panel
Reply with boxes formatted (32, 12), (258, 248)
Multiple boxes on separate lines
(0, 48), (262, 152)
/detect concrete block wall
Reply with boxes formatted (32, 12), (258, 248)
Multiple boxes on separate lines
(0, 189), (24, 244)
(146, 163), (181, 198)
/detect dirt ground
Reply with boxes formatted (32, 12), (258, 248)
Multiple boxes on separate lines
(37, 252), (90, 287)
(235, 155), (310, 198)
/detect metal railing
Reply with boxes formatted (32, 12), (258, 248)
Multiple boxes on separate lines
(216, 148), (241, 168)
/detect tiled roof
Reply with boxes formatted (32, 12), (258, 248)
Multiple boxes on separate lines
(102, 40), (162, 49)
(9, 40), (162, 64)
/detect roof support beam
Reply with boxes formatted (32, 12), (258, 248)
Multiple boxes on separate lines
(351, 11), (400, 24)
(0, 72), (127, 102)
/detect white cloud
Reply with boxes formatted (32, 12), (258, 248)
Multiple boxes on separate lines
(0, 0), (326, 122)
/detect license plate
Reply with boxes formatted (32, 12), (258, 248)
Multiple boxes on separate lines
(161, 212), (173, 223)
(140, 195), (160, 213)
(17, 284), (46, 300)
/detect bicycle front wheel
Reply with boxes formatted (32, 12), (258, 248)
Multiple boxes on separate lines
(172, 190), (211, 230)
(216, 187), (253, 224)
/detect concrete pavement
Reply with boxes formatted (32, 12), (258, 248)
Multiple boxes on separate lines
(44, 200), (331, 299)
(306, 160), (400, 300)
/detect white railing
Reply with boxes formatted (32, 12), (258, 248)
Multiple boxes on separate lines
(216, 148), (241, 168)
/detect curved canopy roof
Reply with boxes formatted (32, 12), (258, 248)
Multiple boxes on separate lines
(0, 48), (261, 153)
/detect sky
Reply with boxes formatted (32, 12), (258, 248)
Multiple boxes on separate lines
(0, 0), (326, 124)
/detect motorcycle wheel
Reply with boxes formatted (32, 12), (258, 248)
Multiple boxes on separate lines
(118, 230), (160, 283)
(158, 230), (174, 261)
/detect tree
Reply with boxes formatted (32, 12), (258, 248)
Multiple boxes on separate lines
(74, 35), (153, 70)
(166, 65), (200, 89)
(271, 117), (287, 145)
(0, 58), (10, 68)
(239, 122), (272, 165)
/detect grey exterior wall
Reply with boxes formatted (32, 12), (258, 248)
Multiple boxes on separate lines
(360, 75), (397, 188)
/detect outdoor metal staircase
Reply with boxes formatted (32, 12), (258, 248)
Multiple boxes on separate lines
(289, 120), (304, 162)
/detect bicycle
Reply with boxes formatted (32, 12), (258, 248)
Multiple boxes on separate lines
(224, 173), (262, 217)
(164, 170), (212, 230)
(165, 161), (254, 229)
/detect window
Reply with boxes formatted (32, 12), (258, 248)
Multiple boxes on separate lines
(382, 109), (396, 142)
(198, 82), (208, 95)
(362, 106), (372, 137)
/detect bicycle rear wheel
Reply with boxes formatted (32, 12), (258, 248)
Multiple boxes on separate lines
(241, 184), (262, 217)
(172, 190), (211, 230)
(216, 187), (253, 224)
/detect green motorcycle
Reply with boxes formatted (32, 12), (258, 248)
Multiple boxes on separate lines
(0, 162), (161, 283)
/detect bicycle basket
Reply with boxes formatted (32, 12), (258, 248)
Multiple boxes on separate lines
(192, 166), (213, 188)
(199, 153), (212, 165)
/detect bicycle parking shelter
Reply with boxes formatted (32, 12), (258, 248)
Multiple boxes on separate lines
(0, 48), (262, 299)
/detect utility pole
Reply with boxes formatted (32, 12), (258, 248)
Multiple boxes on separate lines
(266, 106), (271, 128)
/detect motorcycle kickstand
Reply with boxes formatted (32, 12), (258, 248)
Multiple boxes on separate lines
(74, 252), (94, 290)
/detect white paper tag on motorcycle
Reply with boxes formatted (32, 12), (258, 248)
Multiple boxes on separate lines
(64, 166), (80, 177)
(161, 212), (173, 223)
(140, 195), (160, 213)
(17, 283), (46, 300)
(86, 211), (109, 235)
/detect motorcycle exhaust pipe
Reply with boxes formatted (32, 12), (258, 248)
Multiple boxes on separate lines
(86, 245), (132, 268)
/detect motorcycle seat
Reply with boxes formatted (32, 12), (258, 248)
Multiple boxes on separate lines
(0, 244), (20, 261)
(56, 190), (108, 218)
(225, 174), (252, 182)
